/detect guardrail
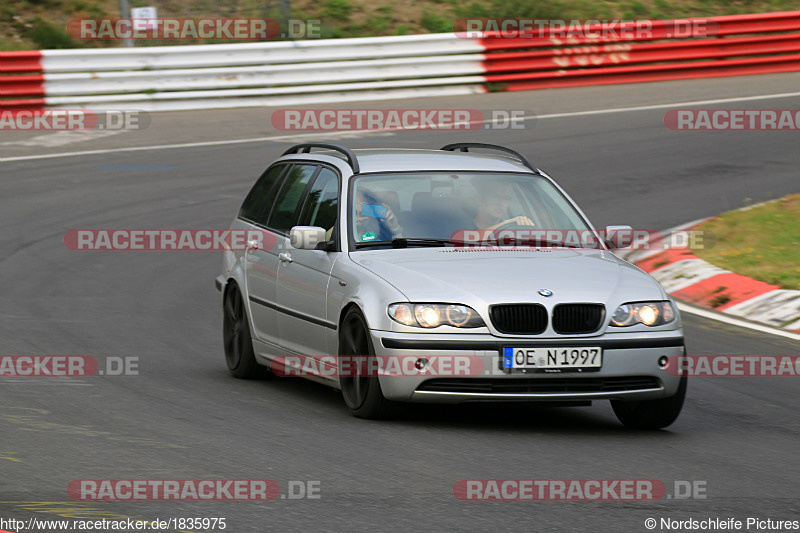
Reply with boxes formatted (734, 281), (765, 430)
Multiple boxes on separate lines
(480, 11), (800, 90)
(1, 11), (798, 111)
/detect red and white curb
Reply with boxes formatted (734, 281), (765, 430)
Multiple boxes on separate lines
(620, 218), (800, 335)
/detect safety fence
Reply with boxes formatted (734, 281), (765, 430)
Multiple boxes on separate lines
(1, 11), (798, 111)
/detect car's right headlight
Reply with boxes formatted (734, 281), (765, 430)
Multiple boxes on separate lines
(610, 301), (676, 327)
(388, 303), (485, 328)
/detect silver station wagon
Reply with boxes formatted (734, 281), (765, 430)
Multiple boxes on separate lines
(216, 142), (687, 428)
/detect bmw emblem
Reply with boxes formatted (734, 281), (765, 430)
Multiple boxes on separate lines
(538, 289), (553, 297)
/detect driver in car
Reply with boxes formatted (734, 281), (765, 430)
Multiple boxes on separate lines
(472, 182), (535, 232)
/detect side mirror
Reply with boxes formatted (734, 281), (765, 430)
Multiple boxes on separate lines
(603, 225), (633, 250)
(289, 226), (328, 250)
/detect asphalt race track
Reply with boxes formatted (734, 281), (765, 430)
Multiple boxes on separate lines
(2, 73), (799, 532)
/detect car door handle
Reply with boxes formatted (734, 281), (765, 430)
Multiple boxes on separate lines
(278, 252), (293, 263)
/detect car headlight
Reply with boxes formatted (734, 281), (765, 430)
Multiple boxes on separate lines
(610, 301), (676, 327)
(388, 303), (485, 328)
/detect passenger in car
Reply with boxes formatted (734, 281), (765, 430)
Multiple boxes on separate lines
(353, 189), (404, 242)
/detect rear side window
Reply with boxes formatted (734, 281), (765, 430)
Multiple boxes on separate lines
(298, 167), (339, 230)
(239, 164), (285, 225)
(267, 164), (318, 233)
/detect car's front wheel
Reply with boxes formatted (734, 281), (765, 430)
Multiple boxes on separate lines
(611, 377), (687, 429)
(223, 282), (271, 379)
(338, 307), (396, 419)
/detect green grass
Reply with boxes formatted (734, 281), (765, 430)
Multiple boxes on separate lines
(324, 0), (354, 21)
(25, 17), (78, 48)
(694, 194), (800, 290)
(710, 293), (731, 307)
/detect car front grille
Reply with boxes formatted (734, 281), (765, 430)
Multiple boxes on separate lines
(417, 376), (661, 394)
(489, 304), (547, 334)
(489, 303), (606, 335)
(552, 304), (605, 334)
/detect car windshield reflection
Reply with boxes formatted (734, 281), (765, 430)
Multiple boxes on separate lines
(350, 172), (593, 248)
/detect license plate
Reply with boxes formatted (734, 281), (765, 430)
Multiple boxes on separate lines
(503, 347), (602, 372)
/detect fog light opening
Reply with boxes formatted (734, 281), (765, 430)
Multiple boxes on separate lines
(415, 358), (428, 371)
(658, 356), (669, 368)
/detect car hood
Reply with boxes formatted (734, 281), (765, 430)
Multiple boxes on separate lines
(349, 247), (664, 305)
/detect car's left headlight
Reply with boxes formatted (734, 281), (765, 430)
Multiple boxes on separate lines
(388, 303), (485, 328)
(610, 301), (676, 327)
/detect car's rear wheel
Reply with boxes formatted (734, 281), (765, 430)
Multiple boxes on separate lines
(223, 282), (271, 379)
(611, 377), (687, 429)
(338, 307), (396, 419)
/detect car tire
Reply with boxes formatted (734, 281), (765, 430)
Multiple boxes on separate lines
(223, 282), (271, 380)
(611, 377), (687, 429)
(338, 307), (397, 419)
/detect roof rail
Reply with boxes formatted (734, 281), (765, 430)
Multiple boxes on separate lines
(440, 143), (538, 173)
(282, 143), (360, 174)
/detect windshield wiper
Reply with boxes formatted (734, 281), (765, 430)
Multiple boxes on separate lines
(354, 238), (460, 249)
(353, 237), (583, 249)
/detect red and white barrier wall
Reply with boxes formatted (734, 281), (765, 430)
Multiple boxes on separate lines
(622, 219), (800, 334)
(1, 11), (798, 111)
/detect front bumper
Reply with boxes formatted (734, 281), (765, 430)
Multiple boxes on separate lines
(373, 330), (685, 403)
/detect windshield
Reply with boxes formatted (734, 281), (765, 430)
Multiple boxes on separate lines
(349, 172), (594, 248)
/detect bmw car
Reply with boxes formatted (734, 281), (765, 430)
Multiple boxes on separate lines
(216, 142), (686, 428)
